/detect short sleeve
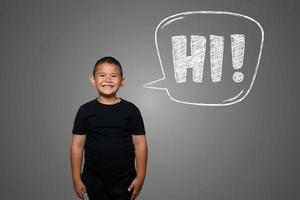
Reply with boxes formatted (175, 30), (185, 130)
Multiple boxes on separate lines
(131, 106), (146, 135)
(72, 106), (86, 135)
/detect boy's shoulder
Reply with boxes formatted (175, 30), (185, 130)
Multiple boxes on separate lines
(120, 98), (137, 107)
(121, 99), (144, 116)
(119, 98), (142, 112)
(78, 98), (97, 109)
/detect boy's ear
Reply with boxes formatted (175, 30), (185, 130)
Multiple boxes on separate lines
(89, 76), (96, 86)
(121, 77), (126, 87)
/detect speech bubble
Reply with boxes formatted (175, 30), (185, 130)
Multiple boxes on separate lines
(144, 11), (264, 106)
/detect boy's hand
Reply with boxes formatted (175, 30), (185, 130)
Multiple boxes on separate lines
(73, 180), (87, 199)
(128, 177), (145, 200)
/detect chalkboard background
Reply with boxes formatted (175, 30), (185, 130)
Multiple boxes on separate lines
(0, 0), (299, 200)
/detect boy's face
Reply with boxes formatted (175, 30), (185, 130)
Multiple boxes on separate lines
(90, 63), (125, 98)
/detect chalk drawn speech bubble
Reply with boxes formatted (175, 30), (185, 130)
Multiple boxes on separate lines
(144, 11), (264, 106)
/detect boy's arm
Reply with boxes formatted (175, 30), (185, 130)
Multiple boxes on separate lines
(70, 134), (87, 199)
(129, 135), (148, 199)
(132, 135), (148, 180)
(70, 134), (86, 182)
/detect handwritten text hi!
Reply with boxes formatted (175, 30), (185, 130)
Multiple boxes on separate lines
(144, 11), (264, 106)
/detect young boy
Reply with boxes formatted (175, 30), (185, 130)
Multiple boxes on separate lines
(70, 56), (148, 200)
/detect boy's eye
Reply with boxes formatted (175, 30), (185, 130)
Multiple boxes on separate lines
(97, 73), (120, 78)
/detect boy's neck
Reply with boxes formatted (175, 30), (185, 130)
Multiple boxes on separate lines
(97, 96), (121, 105)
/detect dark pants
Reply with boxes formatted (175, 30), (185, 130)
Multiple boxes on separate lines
(81, 168), (136, 200)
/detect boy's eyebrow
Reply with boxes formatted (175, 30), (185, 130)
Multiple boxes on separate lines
(96, 72), (121, 75)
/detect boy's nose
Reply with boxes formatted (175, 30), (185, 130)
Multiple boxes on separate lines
(105, 76), (112, 81)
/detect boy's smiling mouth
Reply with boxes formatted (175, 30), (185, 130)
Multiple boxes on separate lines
(103, 85), (114, 88)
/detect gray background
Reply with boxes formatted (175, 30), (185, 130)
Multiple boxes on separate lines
(0, 0), (299, 200)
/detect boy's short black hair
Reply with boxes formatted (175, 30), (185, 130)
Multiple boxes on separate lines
(93, 56), (123, 77)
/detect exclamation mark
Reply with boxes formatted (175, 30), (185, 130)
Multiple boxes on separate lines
(231, 34), (245, 83)
(210, 35), (224, 82)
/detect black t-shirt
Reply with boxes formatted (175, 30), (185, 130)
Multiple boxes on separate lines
(72, 98), (145, 175)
